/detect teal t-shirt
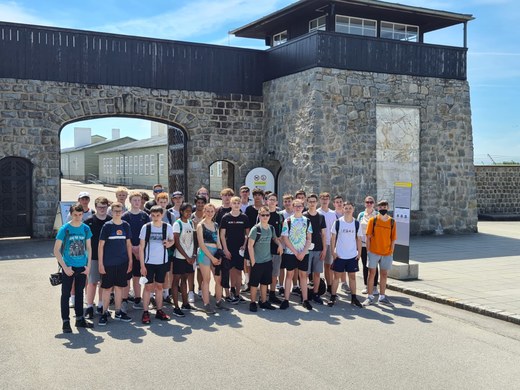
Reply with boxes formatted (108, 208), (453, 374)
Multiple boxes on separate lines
(56, 223), (92, 267)
(249, 224), (273, 264)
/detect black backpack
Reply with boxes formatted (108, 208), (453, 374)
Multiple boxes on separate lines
(143, 222), (168, 264)
(253, 223), (276, 245)
(333, 219), (360, 246)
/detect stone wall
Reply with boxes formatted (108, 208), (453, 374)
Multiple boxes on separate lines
(263, 68), (477, 234)
(0, 78), (264, 237)
(475, 165), (520, 215)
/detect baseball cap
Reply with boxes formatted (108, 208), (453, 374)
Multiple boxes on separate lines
(171, 191), (183, 198)
(78, 191), (90, 199)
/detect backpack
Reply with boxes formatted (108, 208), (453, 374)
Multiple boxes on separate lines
(286, 217), (311, 234)
(333, 219), (360, 246)
(372, 216), (395, 236)
(253, 223), (276, 245)
(143, 222), (168, 264)
(175, 219), (194, 234)
(61, 223), (89, 255)
(166, 210), (174, 225)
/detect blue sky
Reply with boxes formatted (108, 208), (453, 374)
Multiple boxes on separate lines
(1, 0), (518, 163)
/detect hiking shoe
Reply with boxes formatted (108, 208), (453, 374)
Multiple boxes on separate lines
(341, 283), (351, 293)
(249, 302), (258, 312)
(149, 296), (157, 309)
(84, 306), (94, 320)
(96, 305), (103, 315)
(362, 296), (375, 307)
(291, 286), (301, 296)
(327, 295), (337, 307)
(216, 300), (230, 311)
(378, 296), (393, 306)
(303, 300), (313, 311)
(121, 301), (128, 314)
(142, 311), (151, 324)
(188, 291), (195, 303)
(373, 287), (380, 295)
(259, 301), (276, 310)
(114, 310), (132, 322)
(156, 309), (171, 321)
(278, 286), (285, 296)
(351, 296), (363, 308)
(62, 320), (72, 333)
(312, 294), (324, 305)
(98, 313), (108, 326)
(279, 300), (289, 310)
(75, 317), (94, 328)
(181, 303), (194, 311)
(172, 307), (185, 317)
(269, 293), (282, 305)
(69, 296), (75, 308)
(133, 300), (144, 310)
(203, 304), (216, 315)
(361, 287), (368, 294)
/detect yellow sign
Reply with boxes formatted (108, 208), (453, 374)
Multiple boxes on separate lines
(394, 182), (412, 188)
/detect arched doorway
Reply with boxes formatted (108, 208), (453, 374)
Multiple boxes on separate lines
(209, 160), (235, 198)
(0, 157), (33, 237)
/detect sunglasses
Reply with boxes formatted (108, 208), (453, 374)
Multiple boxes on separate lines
(365, 201), (374, 204)
(259, 214), (270, 217)
(153, 189), (164, 194)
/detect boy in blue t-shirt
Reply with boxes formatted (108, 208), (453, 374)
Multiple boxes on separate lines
(54, 203), (93, 333)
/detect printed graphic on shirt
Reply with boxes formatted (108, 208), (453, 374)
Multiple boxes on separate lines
(68, 235), (86, 257)
(281, 216), (313, 255)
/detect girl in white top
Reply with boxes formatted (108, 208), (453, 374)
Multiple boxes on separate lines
(357, 196), (379, 294)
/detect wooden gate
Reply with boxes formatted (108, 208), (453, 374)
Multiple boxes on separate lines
(0, 157), (33, 237)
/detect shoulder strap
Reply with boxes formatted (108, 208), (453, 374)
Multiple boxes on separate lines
(287, 218), (291, 234)
(143, 223), (152, 263)
(176, 219), (183, 234)
(167, 211), (173, 225)
(254, 223), (262, 244)
(162, 222), (167, 263)
(334, 219), (339, 246)
(355, 220), (360, 235)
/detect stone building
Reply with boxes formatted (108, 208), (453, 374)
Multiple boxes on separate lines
(0, 0), (477, 238)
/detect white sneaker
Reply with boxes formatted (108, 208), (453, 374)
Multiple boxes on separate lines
(361, 287), (368, 294)
(373, 287), (379, 295)
(69, 296), (75, 308)
(362, 296), (375, 307)
(188, 291), (195, 303)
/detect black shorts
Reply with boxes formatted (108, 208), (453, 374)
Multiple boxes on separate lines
(230, 249), (244, 271)
(145, 263), (169, 284)
(101, 263), (128, 289)
(332, 257), (359, 273)
(281, 254), (309, 272)
(249, 261), (273, 287)
(214, 257), (231, 289)
(127, 256), (141, 280)
(173, 257), (195, 275)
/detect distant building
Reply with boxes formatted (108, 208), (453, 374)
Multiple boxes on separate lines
(61, 127), (135, 182)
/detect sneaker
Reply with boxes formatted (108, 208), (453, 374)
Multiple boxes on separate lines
(109, 293), (115, 306)
(96, 305), (103, 315)
(230, 296), (240, 305)
(373, 287), (380, 295)
(132, 301), (144, 310)
(269, 293), (282, 305)
(142, 311), (151, 324)
(203, 304), (216, 315)
(121, 301), (128, 314)
(361, 287), (368, 294)
(197, 290), (202, 298)
(327, 295), (337, 307)
(114, 310), (132, 322)
(291, 286), (301, 296)
(351, 296), (363, 308)
(188, 291), (195, 303)
(312, 294), (324, 305)
(238, 295), (246, 303)
(150, 296), (157, 309)
(181, 303), (194, 311)
(156, 309), (171, 321)
(242, 285), (251, 293)
(225, 296), (234, 303)
(279, 299), (289, 310)
(98, 313), (108, 326)
(216, 300), (230, 311)
(69, 296), (75, 308)
(75, 317), (94, 328)
(172, 307), (185, 317)
(84, 307), (94, 320)
(62, 320), (72, 333)
(163, 295), (174, 305)
(259, 301), (276, 310)
(302, 300), (313, 311)
(341, 283), (351, 293)
(378, 295), (393, 306)
(362, 296), (375, 307)
(278, 286), (285, 296)
(249, 302), (258, 312)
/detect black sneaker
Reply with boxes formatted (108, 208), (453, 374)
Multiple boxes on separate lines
(238, 295), (246, 303)
(312, 294), (324, 305)
(181, 303), (193, 311)
(98, 313), (108, 326)
(115, 310), (132, 322)
(150, 296), (157, 309)
(278, 286), (285, 296)
(249, 302), (258, 312)
(291, 286), (301, 296)
(172, 307), (185, 317)
(279, 299), (289, 310)
(259, 301), (276, 310)
(96, 306), (103, 315)
(163, 295), (174, 305)
(328, 295), (337, 307)
(84, 306), (94, 320)
(303, 300), (313, 311)
(62, 320), (72, 333)
(225, 296), (234, 303)
(269, 293), (282, 304)
(75, 317), (94, 328)
(351, 295), (363, 308)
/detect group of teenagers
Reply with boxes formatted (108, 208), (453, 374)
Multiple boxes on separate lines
(54, 184), (397, 333)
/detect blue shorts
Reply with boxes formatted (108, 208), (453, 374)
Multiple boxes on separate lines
(197, 246), (217, 267)
(331, 256), (359, 273)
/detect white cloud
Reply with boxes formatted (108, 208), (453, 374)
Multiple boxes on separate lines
(0, 1), (52, 25)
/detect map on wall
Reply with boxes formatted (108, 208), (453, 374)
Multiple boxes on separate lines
(376, 105), (420, 210)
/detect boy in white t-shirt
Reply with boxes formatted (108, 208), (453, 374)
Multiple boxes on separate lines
(329, 202), (363, 308)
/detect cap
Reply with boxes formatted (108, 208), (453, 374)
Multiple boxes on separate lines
(171, 191), (183, 198)
(78, 191), (90, 199)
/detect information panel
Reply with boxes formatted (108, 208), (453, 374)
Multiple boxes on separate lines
(245, 168), (275, 193)
(393, 182), (412, 264)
